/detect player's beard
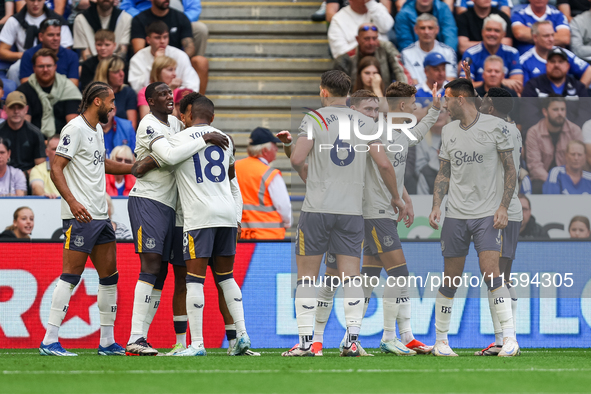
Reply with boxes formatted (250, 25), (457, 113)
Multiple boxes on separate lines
(98, 104), (110, 124)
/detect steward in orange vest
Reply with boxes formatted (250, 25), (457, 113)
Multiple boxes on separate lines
(235, 128), (291, 239)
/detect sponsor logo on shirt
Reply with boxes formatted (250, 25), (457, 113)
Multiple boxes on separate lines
(57, 146), (68, 153)
(392, 151), (408, 167)
(453, 150), (484, 166)
(93, 150), (105, 165)
(170, 27), (178, 33)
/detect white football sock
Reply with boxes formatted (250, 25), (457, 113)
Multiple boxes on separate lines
(174, 315), (188, 347)
(343, 278), (364, 332)
(98, 284), (117, 347)
(129, 280), (154, 344)
(312, 280), (336, 344)
(435, 292), (454, 342)
(218, 279), (246, 335)
(397, 284), (414, 345)
(295, 280), (316, 348)
(383, 280), (403, 340)
(142, 289), (161, 338)
(186, 282), (205, 345)
(508, 284), (518, 337)
(362, 280), (375, 318)
(488, 289), (503, 346)
(491, 285), (515, 339)
(43, 279), (75, 345)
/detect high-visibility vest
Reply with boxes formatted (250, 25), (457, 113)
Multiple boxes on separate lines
(235, 156), (286, 239)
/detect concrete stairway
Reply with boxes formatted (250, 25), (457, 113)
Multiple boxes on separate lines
(201, 0), (332, 234)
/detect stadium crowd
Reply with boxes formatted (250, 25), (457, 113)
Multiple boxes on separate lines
(0, 0), (589, 239)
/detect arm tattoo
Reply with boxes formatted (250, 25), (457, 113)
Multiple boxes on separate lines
(131, 156), (158, 178)
(181, 37), (196, 58)
(432, 159), (451, 208)
(499, 150), (516, 209)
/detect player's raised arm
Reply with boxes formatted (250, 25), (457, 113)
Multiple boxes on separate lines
(494, 150), (517, 230)
(368, 142), (406, 219)
(429, 159), (450, 230)
(50, 155), (92, 223)
(105, 158), (133, 175)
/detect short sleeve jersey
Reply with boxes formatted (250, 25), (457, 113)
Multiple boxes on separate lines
(363, 106), (440, 220)
(461, 43), (523, 81)
(171, 126), (237, 231)
(55, 116), (108, 220)
(129, 113), (183, 208)
(439, 113), (514, 219)
(495, 121), (523, 222)
(520, 47), (589, 84)
(299, 106), (378, 215)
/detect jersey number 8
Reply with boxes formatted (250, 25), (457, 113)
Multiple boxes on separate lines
(193, 146), (226, 183)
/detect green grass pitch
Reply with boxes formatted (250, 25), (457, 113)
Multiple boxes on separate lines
(1, 348), (590, 394)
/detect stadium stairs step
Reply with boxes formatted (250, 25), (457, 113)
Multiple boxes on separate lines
(201, 1), (323, 19)
(203, 0), (330, 215)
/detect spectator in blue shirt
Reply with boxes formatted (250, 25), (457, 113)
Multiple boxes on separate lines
(461, 14), (523, 93)
(543, 140), (591, 194)
(19, 18), (79, 86)
(511, 0), (571, 55)
(415, 52), (448, 108)
(100, 105), (136, 157)
(455, 0), (512, 17)
(520, 20), (591, 86)
(394, 0), (458, 51)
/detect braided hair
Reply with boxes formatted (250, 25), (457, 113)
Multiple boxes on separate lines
(78, 81), (112, 114)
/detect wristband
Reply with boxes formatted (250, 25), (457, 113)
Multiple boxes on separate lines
(284, 141), (292, 147)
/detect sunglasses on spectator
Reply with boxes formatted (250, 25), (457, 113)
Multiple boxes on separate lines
(44, 19), (61, 27)
(359, 25), (378, 32)
(116, 157), (133, 164)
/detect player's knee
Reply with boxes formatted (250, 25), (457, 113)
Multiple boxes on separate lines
(99, 272), (118, 286)
(386, 264), (409, 278)
(186, 273), (205, 285)
(139, 272), (157, 286)
(439, 286), (457, 299)
(60, 273), (81, 286)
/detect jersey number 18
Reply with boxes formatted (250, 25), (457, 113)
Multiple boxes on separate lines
(192, 146), (226, 183)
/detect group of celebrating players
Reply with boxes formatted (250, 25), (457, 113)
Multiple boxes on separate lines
(36, 64), (521, 358)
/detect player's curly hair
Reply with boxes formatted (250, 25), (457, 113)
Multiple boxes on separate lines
(487, 87), (514, 116)
(320, 70), (351, 97)
(179, 92), (203, 115)
(79, 81), (112, 114)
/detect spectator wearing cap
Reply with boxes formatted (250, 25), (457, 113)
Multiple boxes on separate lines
(455, 0), (513, 55)
(0, 0), (72, 71)
(461, 14), (523, 93)
(522, 48), (589, 131)
(520, 21), (591, 86)
(334, 23), (408, 86)
(129, 21), (199, 94)
(73, 0), (133, 61)
(401, 14), (457, 85)
(395, 0), (458, 52)
(0, 91), (45, 174)
(328, 0), (393, 59)
(414, 52), (449, 108)
(511, 0), (571, 55)
(570, 5), (591, 63)
(16, 49), (82, 138)
(18, 18), (79, 86)
(100, 104), (136, 157)
(543, 140), (591, 194)
(30, 133), (60, 198)
(234, 127), (292, 240)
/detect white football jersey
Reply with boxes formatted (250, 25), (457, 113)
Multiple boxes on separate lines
(495, 120), (523, 222)
(439, 113), (514, 219)
(172, 125), (236, 231)
(129, 113), (183, 209)
(55, 116), (108, 220)
(299, 105), (378, 215)
(363, 106), (440, 219)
